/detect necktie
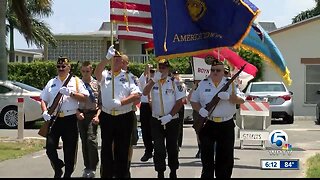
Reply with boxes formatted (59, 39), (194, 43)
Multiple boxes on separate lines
(84, 83), (95, 103)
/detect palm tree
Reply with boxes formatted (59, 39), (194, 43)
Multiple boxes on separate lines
(0, 0), (52, 80)
(7, 0), (56, 62)
(292, 0), (320, 23)
(0, 0), (8, 80)
(1, 0), (33, 80)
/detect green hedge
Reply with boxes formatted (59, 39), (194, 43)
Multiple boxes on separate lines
(8, 60), (192, 89)
(8, 51), (261, 90)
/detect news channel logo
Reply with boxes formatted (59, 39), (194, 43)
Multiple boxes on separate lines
(268, 130), (293, 156)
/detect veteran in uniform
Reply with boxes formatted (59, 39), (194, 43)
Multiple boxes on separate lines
(121, 54), (140, 177)
(40, 57), (89, 178)
(94, 45), (141, 178)
(143, 59), (186, 178)
(77, 61), (100, 178)
(138, 64), (155, 162)
(190, 59), (245, 178)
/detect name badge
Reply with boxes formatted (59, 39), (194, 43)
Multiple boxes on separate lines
(120, 78), (127, 84)
(165, 89), (174, 94)
(205, 89), (211, 92)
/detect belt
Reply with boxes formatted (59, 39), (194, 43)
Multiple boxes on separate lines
(102, 106), (131, 116)
(208, 115), (234, 123)
(152, 114), (179, 119)
(79, 109), (97, 114)
(57, 110), (77, 118)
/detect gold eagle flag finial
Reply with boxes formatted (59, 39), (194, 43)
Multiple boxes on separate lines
(186, 0), (207, 22)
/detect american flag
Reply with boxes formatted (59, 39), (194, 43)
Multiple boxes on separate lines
(110, 0), (152, 25)
(117, 24), (153, 42)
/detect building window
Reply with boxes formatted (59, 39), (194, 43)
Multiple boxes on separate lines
(27, 57), (33, 62)
(22, 56), (26, 63)
(305, 65), (320, 104)
(15, 56), (19, 62)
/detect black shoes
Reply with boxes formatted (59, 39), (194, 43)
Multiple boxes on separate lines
(157, 171), (164, 178)
(169, 171), (177, 178)
(54, 168), (63, 178)
(140, 152), (153, 162)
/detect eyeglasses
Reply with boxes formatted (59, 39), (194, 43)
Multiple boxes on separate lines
(211, 68), (222, 73)
(81, 70), (90, 73)
(56, 65), (67, 69)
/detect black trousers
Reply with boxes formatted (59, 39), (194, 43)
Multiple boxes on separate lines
(46, 115), (79, 178)
(77, 111), (99, 171)
(199, 119), (235, 178)
(178, 105), (185, 147)
(99, 111), (134, 178)
(150, 117), (180, 172)
(140, 103), (154, 154)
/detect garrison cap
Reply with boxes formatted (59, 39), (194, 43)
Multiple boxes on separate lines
(159, 59), (170, 67)
(57, 57), (70, 64)
(204, 55), (223, 66)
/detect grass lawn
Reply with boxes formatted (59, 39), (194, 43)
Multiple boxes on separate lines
(0, 138), (45, 162)
(306, 153), (320, 178)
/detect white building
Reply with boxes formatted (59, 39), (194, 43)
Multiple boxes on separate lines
(45, 22), (149, 63)
(8, 49), (43, 63)
(265, 16), (320, 116)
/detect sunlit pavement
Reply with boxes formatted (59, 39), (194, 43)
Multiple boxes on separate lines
(0, 118), (319, 178)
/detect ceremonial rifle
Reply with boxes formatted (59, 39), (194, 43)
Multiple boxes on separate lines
(38, 61), (79, 137)
(193, 64), (246, 134)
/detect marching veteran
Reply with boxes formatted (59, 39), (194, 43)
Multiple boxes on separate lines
(94, 45), (141, 178)
(143, 59), (186, 178)
(190, 58), (245, 178)
(40, 57), (89, 178)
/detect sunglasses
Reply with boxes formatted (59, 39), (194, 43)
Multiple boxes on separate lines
(56, 65), (67, 69)
(159, 66), (168, 70)
(211, 68), (222, 73)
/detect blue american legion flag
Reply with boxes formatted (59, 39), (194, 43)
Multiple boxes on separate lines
(241, 23), (292, 85)
(149, 0), (260, 60)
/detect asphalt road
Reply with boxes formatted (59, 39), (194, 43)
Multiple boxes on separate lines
(0, 117), (319, 178)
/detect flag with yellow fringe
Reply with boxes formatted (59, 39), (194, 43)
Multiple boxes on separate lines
(239, 23), (292, 85)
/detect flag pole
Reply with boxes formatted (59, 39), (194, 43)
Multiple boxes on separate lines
(157, 62), (166, 129)
(111, 21), (115, 115)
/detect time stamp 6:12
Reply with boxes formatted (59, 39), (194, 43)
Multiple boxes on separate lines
(260, 159), (299, 170)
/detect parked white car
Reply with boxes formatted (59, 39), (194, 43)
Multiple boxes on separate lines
(0, 80), (42, 128)
(245, 81), (294, 124)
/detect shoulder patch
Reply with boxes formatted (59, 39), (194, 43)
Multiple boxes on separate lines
(51, 84), (56, 88)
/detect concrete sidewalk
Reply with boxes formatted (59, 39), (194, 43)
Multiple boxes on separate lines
(0, 121), (319, 178)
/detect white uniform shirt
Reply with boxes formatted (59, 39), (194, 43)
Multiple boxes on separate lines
(139, 73), (149, 103)
(151, 77), (186, 117)
(40, 75), (89, 111)
(100, 69), (141, 112)
(190, 77), (245, 120)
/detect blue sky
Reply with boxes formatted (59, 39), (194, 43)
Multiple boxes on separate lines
(13, 0), (316, 49)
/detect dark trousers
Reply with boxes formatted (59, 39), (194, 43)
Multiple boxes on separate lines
(199, 119), (235, 178)
(99, 111), (134, 178)
(140, 103), (154, 154)
(150, 117), (180, 172)
(46, 115), (79, 178)
(178, 105), (185, 147)
(78, 111), (99, 171)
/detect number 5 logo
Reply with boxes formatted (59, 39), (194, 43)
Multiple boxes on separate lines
(269, 130), (288, 148)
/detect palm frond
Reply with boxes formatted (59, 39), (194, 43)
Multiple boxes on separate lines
(26, 0), (53, 18)
(10, 0), (32, 40)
